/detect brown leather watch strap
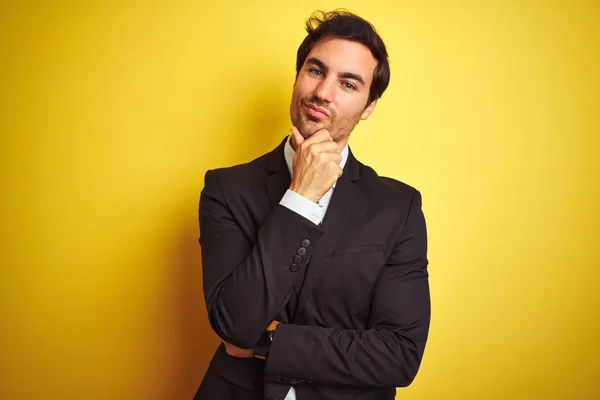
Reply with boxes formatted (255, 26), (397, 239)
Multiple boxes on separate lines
(253, 320), (280, 360)
(267, 320), (280, 331)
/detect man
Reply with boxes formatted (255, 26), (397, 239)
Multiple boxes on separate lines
(194, 10), (430, 400)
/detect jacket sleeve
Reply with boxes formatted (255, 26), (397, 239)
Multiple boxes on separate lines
(264, 190), (430, 388)
(199, 169), (324, 349)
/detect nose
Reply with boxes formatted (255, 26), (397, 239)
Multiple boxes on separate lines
(313, 77), (335, 103)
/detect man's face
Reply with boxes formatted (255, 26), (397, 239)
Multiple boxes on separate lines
(290, 37), (379, 143)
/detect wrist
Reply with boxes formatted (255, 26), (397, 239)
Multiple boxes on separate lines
(253, 321), (280, 360)
(289, 185), (319, 203)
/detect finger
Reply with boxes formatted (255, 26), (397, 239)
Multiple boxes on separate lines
(290, 126), (304, 148)
(308, 140), (339, 154)
(333, 166), (344, 182)
(326, 165), (344, 187)
(303, 128), (333, 145)
(333, 152), (343, 164)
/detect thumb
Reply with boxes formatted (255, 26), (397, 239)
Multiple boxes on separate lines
(290, 126), (304, 149)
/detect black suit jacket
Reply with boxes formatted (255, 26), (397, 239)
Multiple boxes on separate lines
(194, 137), (430, 400)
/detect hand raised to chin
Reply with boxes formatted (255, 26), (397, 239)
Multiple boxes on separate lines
(289, 126), (344, 203)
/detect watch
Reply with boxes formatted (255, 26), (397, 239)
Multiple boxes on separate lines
(253, 320), (280, 360)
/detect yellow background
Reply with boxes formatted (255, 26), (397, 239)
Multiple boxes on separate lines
(1, 0), (598, 399)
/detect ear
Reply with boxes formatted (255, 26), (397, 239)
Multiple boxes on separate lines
(360, 98), (378, 120)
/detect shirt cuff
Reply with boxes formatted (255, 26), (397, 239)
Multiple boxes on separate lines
(279, 189), (324, 225)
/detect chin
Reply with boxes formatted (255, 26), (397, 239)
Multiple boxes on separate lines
(299, 120), (329, 138)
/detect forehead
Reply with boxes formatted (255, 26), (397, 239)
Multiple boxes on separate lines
(306, 38), (377, 84)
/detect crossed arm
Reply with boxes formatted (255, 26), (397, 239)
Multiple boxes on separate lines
(199, 169), (430, 387)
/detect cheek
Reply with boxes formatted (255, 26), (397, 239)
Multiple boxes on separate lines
(295, 76), (317, 96)
(291, 87), (304, 104)
(336, 98), (363, 120)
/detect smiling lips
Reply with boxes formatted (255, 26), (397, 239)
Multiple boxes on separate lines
(304, 103), (330, 118)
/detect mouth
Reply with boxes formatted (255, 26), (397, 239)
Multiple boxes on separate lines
(304, 103), (330, 118)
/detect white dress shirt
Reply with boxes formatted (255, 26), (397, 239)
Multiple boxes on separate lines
(277, 135), (349, 399)
(280, 135), (349, 225)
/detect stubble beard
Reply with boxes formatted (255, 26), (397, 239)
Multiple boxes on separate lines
(289, 96), (361, 143)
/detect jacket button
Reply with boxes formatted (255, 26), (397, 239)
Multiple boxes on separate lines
(301, 239), (310, 247)
(293, 255), (302, 264)
(297, 247), (307, 256)
(289, 264), (298, 272)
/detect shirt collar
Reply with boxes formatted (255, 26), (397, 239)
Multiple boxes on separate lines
(284, 135), (349, 188)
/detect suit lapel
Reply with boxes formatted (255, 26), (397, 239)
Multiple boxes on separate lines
(262, 138), (363, 317)
(265, 137), (291, 208)
(294, 148), (362, 317)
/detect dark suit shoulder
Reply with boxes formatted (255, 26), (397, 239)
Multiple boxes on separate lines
(207, 152), (270, 184)
(358, 162), (420, 202)
(203, 139), (288, 205)
(203, 152), (280, 208)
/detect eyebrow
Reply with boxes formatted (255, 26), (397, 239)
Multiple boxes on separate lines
(306, 57), (365, 86)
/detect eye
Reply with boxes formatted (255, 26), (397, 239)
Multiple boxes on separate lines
(342, 81), (357, 91)
(309, 68), (324, 77)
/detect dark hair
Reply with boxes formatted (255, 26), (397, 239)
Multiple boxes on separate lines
(295, 10), (390, 106)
